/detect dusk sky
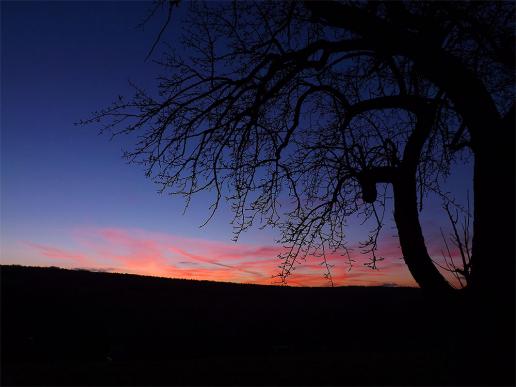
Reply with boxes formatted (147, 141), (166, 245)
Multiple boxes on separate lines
(1, 1), (473, 287)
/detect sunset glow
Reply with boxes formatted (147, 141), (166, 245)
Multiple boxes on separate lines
(1, 1), (470, 290)
(2, 227), (422, 287)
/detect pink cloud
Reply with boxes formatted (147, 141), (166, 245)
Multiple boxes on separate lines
(23, 226), (422, 287)
(26, 242), (92, 267)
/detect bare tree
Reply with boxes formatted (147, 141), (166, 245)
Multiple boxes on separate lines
(304, 1), (514, 299)
(436, 195), (473, 289)
(83, 1), (514, 296)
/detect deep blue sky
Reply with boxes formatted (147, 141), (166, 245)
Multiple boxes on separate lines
(2, 2), (240, 237)
(1, 1), (473, 286)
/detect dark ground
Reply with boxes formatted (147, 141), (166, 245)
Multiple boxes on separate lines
(1, 265), (514, 386)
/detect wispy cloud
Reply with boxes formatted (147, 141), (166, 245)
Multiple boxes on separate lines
(23, 227), (418, 287)
(26, 242), (92, 267)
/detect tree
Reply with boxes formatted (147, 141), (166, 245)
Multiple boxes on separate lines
(438, 195), (473, 289)
(84, 1), (514, 297)
(305, 1), (515, 301)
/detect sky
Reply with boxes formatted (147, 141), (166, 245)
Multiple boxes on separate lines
(1, 1), (473, 287)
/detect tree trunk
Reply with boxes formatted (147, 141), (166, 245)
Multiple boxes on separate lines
(393, 175), (453, 292)
(307, 1), (514, 296)
(469, 115), (515, 300)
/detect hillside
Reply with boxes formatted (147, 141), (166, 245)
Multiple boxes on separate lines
(1, 265), (513, 385)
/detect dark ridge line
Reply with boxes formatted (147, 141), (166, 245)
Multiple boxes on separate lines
(0, 264), (419, 290)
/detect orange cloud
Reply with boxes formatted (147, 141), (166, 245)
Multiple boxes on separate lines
(24, 227), (420, 287)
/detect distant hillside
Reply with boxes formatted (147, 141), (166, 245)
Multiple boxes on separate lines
(1, 265), (513, 386)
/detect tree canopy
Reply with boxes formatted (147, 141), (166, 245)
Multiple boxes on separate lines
(85, 1), (514, 295)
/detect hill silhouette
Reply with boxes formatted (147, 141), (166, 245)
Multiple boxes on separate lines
(1, 265), (513, 385)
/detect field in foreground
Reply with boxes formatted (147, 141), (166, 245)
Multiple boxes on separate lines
(1, 265), (514, 386)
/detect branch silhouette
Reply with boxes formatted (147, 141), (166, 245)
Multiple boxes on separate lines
(82, 1), (514, 295)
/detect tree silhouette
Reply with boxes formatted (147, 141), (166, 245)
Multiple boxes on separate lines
(84, 1), (514, 296)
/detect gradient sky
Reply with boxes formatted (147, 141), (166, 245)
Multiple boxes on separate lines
(1, 1), (473, 287)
